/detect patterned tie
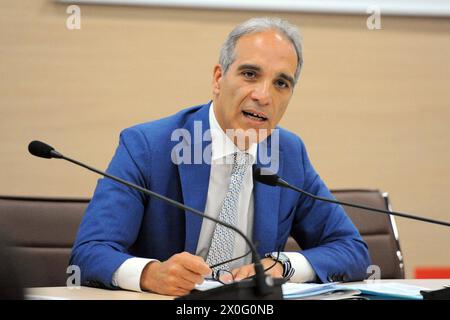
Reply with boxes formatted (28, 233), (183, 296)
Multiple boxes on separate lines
(206, 152), (250, 273)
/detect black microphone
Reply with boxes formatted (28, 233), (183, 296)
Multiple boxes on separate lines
(28, 140), (63, 159)
(253, 167), (450, 228)
(28, 140), (283, 300)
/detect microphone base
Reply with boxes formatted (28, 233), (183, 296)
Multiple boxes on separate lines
(176, 278), (284, 300)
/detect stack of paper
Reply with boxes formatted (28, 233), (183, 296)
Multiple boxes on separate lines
(195, 280), (432, 300)
(195, 281), (349, 299)
(282, 282), (342, 299)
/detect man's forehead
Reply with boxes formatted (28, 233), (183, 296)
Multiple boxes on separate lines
(232, 30), (297, 74)
(234, 29), (295, 53)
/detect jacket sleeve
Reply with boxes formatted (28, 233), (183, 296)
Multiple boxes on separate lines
(69, 127), (151, 289)
(290, 138), (371, 283)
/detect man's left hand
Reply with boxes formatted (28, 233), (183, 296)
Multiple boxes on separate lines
(219, 258), (283, 283)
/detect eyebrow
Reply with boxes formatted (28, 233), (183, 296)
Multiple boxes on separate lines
(236, 64), (295, 87)
(237, 64), (261, 73)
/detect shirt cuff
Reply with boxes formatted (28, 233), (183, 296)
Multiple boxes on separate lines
(283, 252), (316, 283)
(112, 257), (156, 292)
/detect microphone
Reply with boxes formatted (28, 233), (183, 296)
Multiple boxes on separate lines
(28, 140), (63, 159)
(253, 167), (450, 228)
(28, 140), (283, 300)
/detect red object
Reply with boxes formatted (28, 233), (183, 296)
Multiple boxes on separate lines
(415, 267), (450, 279)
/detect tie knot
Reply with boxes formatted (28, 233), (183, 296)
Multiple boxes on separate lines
(234, 152), (250, 166)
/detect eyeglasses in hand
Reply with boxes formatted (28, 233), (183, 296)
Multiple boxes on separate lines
(207, 245), (283, 284)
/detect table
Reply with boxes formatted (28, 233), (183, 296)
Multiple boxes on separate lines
(25, 279), (449, 300)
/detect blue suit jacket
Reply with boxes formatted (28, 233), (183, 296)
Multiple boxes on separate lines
(70, 102), (370, 288)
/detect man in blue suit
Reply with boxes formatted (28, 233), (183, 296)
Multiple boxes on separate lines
(70, 17), (370, 296)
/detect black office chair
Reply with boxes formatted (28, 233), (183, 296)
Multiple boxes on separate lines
(284, 189), (405, 279)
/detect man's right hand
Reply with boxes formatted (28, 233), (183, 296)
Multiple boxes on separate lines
(139, 252), (211, 296)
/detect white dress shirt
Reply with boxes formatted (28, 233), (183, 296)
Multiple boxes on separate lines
(112, 102), (316, 291)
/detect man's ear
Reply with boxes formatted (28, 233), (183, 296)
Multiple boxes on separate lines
(212, 64), (223, 95)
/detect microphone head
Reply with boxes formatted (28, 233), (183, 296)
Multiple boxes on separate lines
(28, 141), (59, 159)
(252, 167), (281, 186)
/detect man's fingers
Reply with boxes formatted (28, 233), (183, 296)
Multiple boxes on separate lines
(165, 260), (205, 287)
(142, 253), (212, 296)
(173, 287), (191, 297)
(235, 269), (252, 281)
(163, 285), (190, 297)
(232, 265), (255, 281)
(167, 275), (196, 291)
(178, 268), (205, 286)
(218, 272), (234, 284)
(167, 253), (210, 287)
(176, 252), (211, 276)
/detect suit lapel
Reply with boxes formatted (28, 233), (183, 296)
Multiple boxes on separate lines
(177, 103), (212, 254)
(253, 133), (283, 255)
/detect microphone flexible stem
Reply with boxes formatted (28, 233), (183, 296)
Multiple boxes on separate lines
(282, 182), (450, 227)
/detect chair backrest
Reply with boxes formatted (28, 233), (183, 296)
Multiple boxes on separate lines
(0, 230), (24, 299)
(0, 196), (89, 287)
(284, 189), (405, 279)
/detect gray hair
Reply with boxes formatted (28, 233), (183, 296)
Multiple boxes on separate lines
(219, 17), (303, 84)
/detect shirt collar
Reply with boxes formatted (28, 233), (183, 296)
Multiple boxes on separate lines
(209, 102), (257, 164)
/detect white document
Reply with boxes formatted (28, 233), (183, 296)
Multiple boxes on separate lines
(195, 279), (224, 291)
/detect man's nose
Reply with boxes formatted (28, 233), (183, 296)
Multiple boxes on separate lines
(250, 80), (271, 106)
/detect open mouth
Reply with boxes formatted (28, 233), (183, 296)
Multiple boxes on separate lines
(242, 110), (268, 122)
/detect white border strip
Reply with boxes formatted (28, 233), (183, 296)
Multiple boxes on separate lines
(59, 0), (450, 17)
